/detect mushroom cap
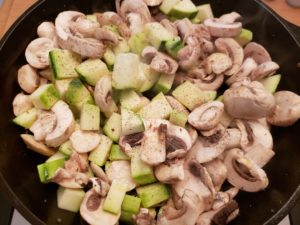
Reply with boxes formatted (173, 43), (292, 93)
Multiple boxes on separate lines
(17, 64), (40, 94)
(25, 38), (55, 69)
(223, 79), (275, 119)
(188, 101), (224, 131)
(204, 18), (242, 38)
(267, 91), (300, 127)
(215, 38), (244, 76)
(143, 0), (163, 6)
(37, 21), (56, 40)
(224, 148), (269, 192)
(12, 93), (33, 116)
(219, 12), (241, 23)
(45, 100), (75, 147)
(244, 42), (272, 64)
(80, 190), (120, 225)
(106, 160), (137, 191)
(249, 61), (279, 81)
(55, 11), (105, 58)
(70, 130), (101, 153)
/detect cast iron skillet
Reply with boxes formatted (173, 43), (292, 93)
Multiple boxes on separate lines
(0, 0), (300, 224)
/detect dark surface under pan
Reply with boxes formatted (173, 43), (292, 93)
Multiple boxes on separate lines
(0, 0), (300, 225)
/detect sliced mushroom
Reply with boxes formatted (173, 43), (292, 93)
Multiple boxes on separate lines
(142, 47), (178, 75)
(39, 68), (52, 81)
(119, 132), (144, 157)
(166, 96), (189, 116)
(12, 93), (33, 116)
(17, 64), (40, 94)
(80, 190), (120, 225)
(224, 148), (269, 192)
(223, 79), (275, 119)
(212, 187), (239, 210)
(235, 119), (273, 151)
(30, 110), (57, 141)
(140, 123), (167, 166)
(25, 38), (55, 69)
(89, 177), (111, 197)
(55, 11), (105, 58)
(155, 159), (185, 183)
(94, 27), (119, 46)
(267, 91), (300, 127)
(37, 21), (56, 40)
(157, 190), (204, 225)
(20, 134), (56, 157)
(143, 0), (163, 6)
(215, 38), (244, 76)
(225, 128), (241, 149)
(196, 200), (239, 225)
(70, 130), (101, 153)
(185, 124), (198, 146)
(205, 53), (232, 75)
(45, 100), (75, 147)
(203, 159), (227, 191)
(70, 16), (100, 38)
(204, 12), (242, 38)
(244, 42), (272, 64)
(90, 162), (109, 183)
(244, 144), (275, 168)
(134, 208), (156, 225)
(96, 12), (131, 38)
(249, 61), (279, 81)
(106, 160), (137, 191)
(94, 75), (118, 118)
(226, 57), (258, 85)
(188, 101), (224, 131)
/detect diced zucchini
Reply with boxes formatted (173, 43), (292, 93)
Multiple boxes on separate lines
(112, 53), (144, 90)
(105, 161), (112, 172)
(37, 164), (47, 183)
(144, 23), (175, 49)
(153, 73), (175, 94)
(260, 74), (281, 94)
(131, 148), (157, 185)
(113, 38), (130, 55)
(54, 79), (72, 99)
(64, 78), (94, 115)
(30, 84), (60, 110)
(109, 144), (130, 161)
(103, 24), (120, 35)
(59, 141), (73, 156)
(57, 186), (85, 212)
(160, 0), (181, 15)
(103, 48), (116, 71)
(49, 49), (81, 79)
(88, 135), (113, 166)
(191, 4), (214, 24)
(80, 103), (100, 131)
(13, 108), (37, 129)
(75, 59), (110, 86)
(103, 113), (122, 142)
(46, 151), (68, 162)
(120, 90), (143, 112)
(165, 37), (184, 59)
(128, 32), (150, 55)
(170, 0), (198, 19)
(234, 28), (253, 47)
(136, 183), (170, 208)
(86, 14), (97, 22)
(122, 195), (141, 214)
(139, 63), (160, 93)
(37, 158), (66, 182)
(121, 107), (145, 136)
(138, 92), (173, 119)
(169, 110), (188, 127)
(103, 181), (127, 214)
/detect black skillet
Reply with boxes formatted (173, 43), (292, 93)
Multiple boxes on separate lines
(0, 0), (300, 224)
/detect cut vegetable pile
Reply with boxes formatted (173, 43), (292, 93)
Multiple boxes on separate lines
(12, 0), (300, 224)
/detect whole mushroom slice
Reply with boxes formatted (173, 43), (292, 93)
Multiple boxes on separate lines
(106, 160), (137, 191)
(226, 57), (258, 86)
(157, 190), (204, 225)
(37, 21), (56, 40)
(20, 134), (56, 157)
(215, 38), (244, 76)
(223, 79), (275, 119)
(267, 91), (300, 127)
(70, 130), (101, 153)
(119, 132), (144, 157)
(203, 159), (227, 191)
(235, 119), (273, 151)
(140, 123), (167, 166)
(249, 61), (279, 81)
(25, 37), (55, 69)
(224, 148), (269, 192)
(55, 11), (105, 58)
(30, 110), (57, 141)
(244, 42), (272, 65)
(45, 100), (75, 147)
(12, 93), (33, 116)
(17, 64), (40, 94)
(80, 190), (120, 225)
(196, 200), (239, 225)
(155, 159), (185, 184)
(205, 53), (233, 75)
(94, 75), (118, 118)
(188, 101), (224, 131)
